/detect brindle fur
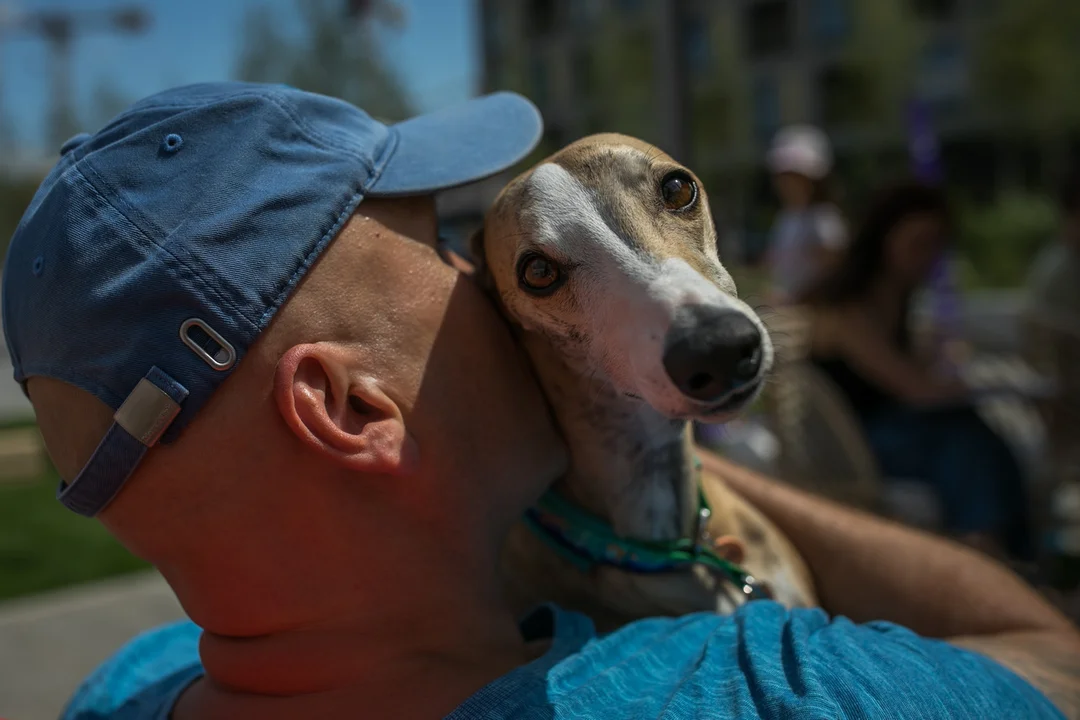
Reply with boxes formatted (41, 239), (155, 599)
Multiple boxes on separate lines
(475, 134), (817, 632)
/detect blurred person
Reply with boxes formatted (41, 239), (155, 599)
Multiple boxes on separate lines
(764, 125), (849, 305)
(1024, 168), (1080, 334)
(3, 84), (1077, 720)
(806, 182), (1033, 561)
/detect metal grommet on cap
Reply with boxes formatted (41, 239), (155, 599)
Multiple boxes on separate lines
(180, 318), (236, 371)
(31, 256), (44, 277)
(162, 133), (184, 153)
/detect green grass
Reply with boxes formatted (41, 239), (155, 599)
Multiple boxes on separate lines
(0, 437), (150, 602)
(0, 416), (36, 432)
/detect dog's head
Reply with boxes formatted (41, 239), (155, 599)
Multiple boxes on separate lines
(472, 133), (772, 421)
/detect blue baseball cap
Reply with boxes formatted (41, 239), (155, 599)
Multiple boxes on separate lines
(2, 81), (542, 517)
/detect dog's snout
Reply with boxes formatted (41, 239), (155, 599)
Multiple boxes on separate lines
(662, 305), (763, 402)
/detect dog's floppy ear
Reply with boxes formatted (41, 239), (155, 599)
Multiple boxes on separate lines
(438, 242), (477, 276)
(465, 225), (495, 293)
(467, 225), (486, 271)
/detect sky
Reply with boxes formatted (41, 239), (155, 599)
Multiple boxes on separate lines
(0, 0), (478, 157)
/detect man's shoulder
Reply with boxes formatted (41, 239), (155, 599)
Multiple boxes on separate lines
(60, 620), (203, 720)
(597, 603), (1063, 718)
(452, 602), (1063, 719)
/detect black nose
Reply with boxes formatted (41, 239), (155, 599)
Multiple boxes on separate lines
(662, 305), (763, 402)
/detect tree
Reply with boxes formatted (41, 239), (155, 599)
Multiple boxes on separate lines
(834, 0), (922, 134)
(690, 4), (751, 161)
(236, 0), (412, 123)
(974, 0), (1080, 183)
(0, 108), (15, 161)
(590, 17), (657, 145)
(87, 79), (132, 133)
(0, 178), (42, 267)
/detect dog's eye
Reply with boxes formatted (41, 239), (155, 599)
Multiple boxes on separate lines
(660, 171), (697, 211)
(518, 253), (563, 294)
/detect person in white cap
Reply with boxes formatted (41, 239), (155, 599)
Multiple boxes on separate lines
(765, 125), (849, 305)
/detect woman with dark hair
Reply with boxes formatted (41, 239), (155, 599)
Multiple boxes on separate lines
(807, 182), (1033, 560)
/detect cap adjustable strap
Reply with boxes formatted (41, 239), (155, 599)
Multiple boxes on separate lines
(57, 366), (188, 517)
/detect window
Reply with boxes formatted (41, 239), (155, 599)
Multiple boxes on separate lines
(569, 0), (602, 28)
(752, 75), (782, 140)
(812, 0), (850, 43)
(818, 63), (869, 128)
(910, 0), (958, 21)
(918, 38), (967, 101)
(527, 0), (557, 37)
(529, 57), (550, 109)
(747, 1), (793, 59)
(691, 89), (732, 155)
(543, 123), (569, 154)
(584, 107), (607, 136)
(572, 47), (596, 100)
(481, 1), (503, 56)
(921, 39), (963, 76)
(682, 14), (712, 75)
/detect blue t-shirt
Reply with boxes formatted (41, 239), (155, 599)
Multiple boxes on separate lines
(61, 601), (1061, 720)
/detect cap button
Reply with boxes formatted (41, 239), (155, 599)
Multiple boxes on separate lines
(59, 133), (92, 156)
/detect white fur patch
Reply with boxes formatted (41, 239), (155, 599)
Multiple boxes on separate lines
(617, 257), (746, 411)
(525, 162), (641, 272)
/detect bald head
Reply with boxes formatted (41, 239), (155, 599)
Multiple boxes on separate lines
(28, 196), (436, 483)
(26, 195), (565, 633)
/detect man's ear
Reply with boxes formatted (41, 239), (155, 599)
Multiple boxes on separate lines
(274, 344), (420, 476)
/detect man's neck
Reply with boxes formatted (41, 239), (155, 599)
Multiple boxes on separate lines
(178, 629), (542, 720)
(173, 539), (542, 719)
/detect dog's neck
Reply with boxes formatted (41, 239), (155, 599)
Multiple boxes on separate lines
(522, 332), (699, 542)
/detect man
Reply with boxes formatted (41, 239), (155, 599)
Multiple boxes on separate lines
(3, 83), (1078, 719)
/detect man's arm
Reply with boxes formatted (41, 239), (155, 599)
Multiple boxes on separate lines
(698, 451), (1080, 716)
(952, 632), (1080, 718)
(699, 451), (1071, 636)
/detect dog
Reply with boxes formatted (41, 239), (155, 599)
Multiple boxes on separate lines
(465, 134), (816, 632)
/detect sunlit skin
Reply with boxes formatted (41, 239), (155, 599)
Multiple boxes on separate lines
(27, 196), (569, 720)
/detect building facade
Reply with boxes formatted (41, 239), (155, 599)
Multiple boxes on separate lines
(478, 0), (997, 259)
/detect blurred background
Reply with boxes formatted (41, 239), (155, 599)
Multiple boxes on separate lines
(1, 1), (1079, 717)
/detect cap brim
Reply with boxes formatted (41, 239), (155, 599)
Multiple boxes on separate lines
(367, 92), (542, 197)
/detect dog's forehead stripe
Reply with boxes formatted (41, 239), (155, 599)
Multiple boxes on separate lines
(526, 162), (638, 261)
(605, 144), (652, 166)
